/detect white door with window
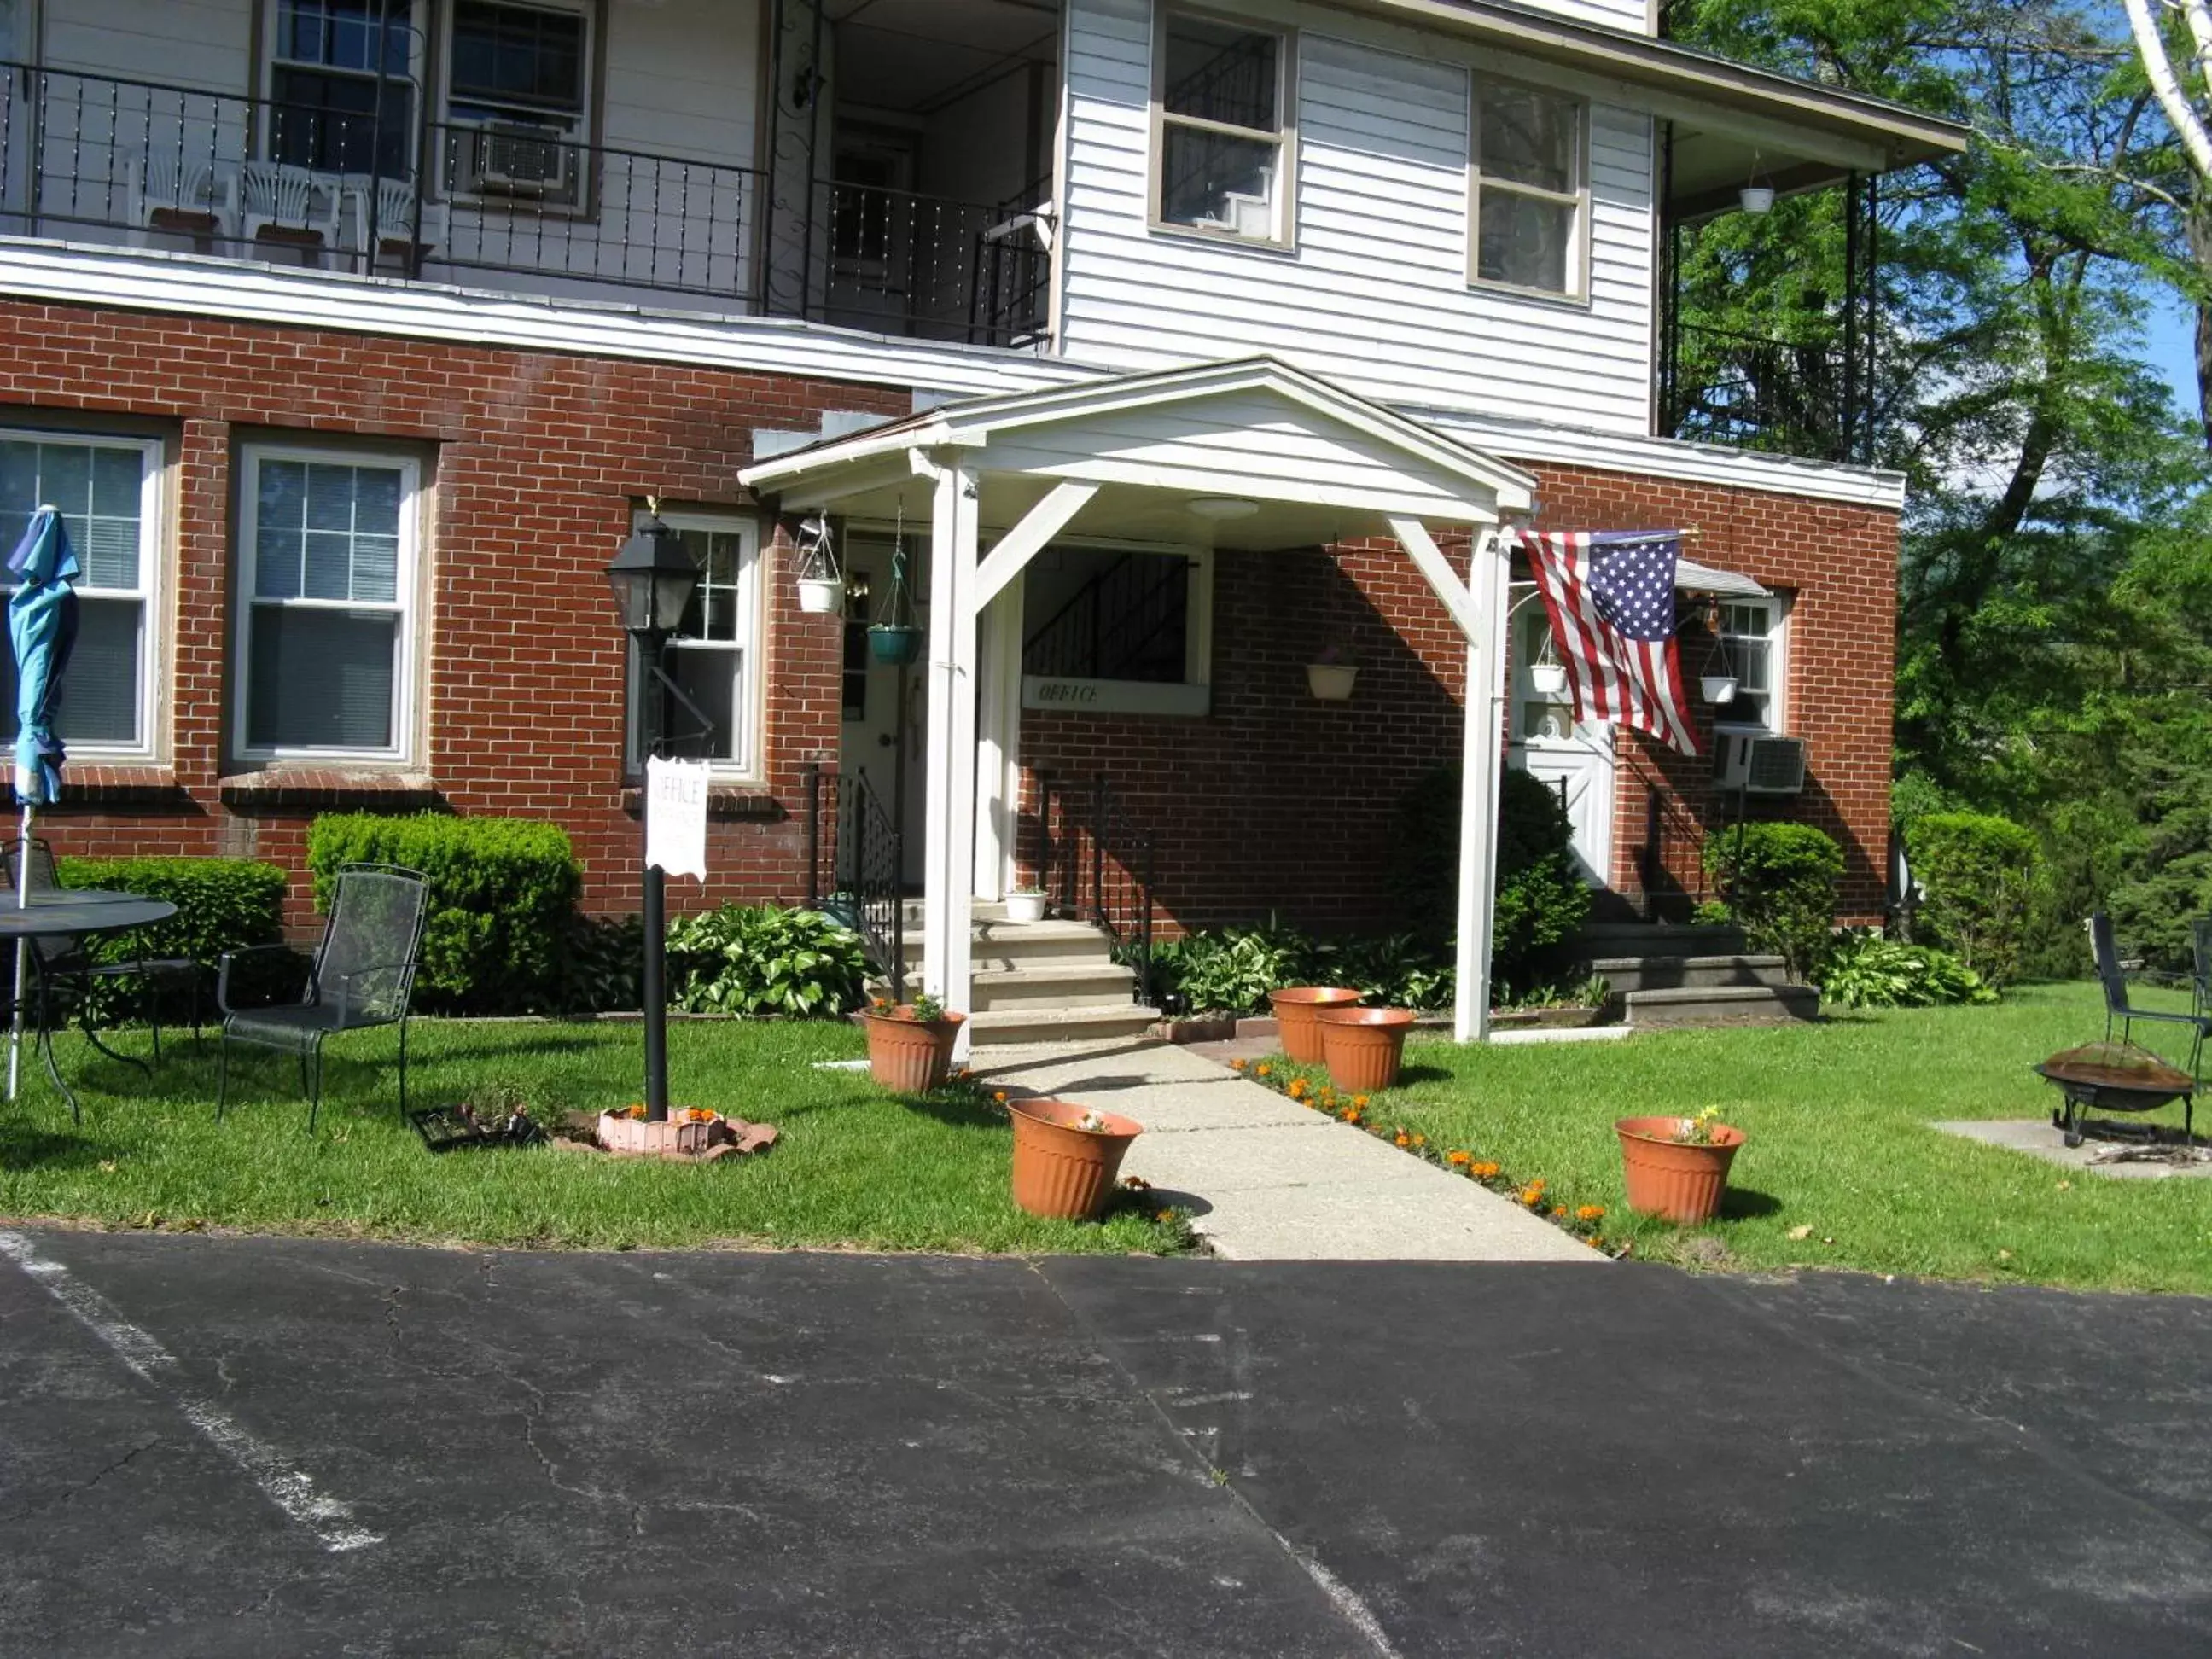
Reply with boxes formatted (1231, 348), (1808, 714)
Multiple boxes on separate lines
(1509, 600), (1615, 886)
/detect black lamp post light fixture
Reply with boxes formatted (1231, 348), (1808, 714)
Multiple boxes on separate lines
(605, 499), (703, 1125)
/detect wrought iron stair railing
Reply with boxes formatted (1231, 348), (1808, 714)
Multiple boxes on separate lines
(1022, 554), (1193, 683)
(803, 764), (907, 998)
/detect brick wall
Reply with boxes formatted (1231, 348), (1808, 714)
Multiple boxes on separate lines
(0, 300), (892, 923)
(1019, 465), (1898, 933)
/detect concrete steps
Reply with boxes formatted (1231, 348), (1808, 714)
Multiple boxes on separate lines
(1586, 953), (1791, 997)
(1577, 923), (1819, 1029)
(1621, 983), (1821, 1027)
(877, 903), (1159, 1045)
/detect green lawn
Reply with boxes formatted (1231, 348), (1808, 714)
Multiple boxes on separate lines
(1284, 982), (2212, 1295)
(0, 1018), (1185, 1255)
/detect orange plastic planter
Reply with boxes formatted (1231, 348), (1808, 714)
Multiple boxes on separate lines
(1317, 1006), (1417, 1092)
(1007, 1097), (1144, 1220)
(864, 1008), (966, 1094)
(1269, 987), (1363, 1064)
(1615, 1116), (1745, 1224)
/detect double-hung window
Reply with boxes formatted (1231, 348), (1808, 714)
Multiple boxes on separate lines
(1153, 8), (1295, 246)
(625, 511), (761, 778)
(1470, 82), (1586, 298)
(0, 431), (162, 760)
(265, 0), (419, 179)
(440, 0), (596, 205)
(1714, 597), (1786, 733)
(236, 446), (419, 760)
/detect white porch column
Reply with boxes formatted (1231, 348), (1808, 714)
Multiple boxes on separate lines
(973, 582), (1025, 900)
(919, 453), (981, 1051)
(1455, 527), (1512, 1043)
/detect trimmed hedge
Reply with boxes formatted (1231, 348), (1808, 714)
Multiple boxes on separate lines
(1702, 821), (1844, 980)
(306, 813), (580, 1015)
(1909, 811), (2040, 989)
(55, 856), (290, 1022)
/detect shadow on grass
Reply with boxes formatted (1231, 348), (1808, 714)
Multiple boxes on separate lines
(1718, 1185), (1784, 1220)
(898, 1089), (1013, 1132)
(1392, 1062), (1457, 1087)
(0, 1125), (110, 1172)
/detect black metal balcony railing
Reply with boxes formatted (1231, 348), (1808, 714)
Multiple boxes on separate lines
(0, 61), (1053, 347)
(1660, 323), (1865, 463)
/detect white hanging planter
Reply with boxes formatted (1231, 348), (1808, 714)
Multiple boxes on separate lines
(1530, 662), (1569, 697)
(1307, 663), (1359, 701)
(1738, 185), (1775, 215)
(1702, 674), (1739, 706)
(797, 576), (844, 614)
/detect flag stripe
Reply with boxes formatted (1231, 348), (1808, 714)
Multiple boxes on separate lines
(1516, 527), (1700, 759)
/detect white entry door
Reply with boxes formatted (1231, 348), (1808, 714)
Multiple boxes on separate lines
(838, 537), (928, 889)
(1508, 601), (1615, 886)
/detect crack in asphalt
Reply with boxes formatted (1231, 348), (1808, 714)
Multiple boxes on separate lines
(0, 1437), (163, 1528)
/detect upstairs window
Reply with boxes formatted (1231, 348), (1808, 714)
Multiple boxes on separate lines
(439, 0), (596, 205)
(1714, 597), (1786, 732)
(1154, 9), (1295, 246)
(1470, 82), (1586, 298)
(265, 0), (419, 179)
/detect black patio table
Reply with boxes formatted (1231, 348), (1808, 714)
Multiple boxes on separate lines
(0, 889), (179, 1121)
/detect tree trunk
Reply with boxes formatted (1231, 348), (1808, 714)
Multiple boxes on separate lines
(2191, 205), (2212, 452)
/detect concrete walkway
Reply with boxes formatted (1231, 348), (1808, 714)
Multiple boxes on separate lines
(973, 1038), (1602, 1263)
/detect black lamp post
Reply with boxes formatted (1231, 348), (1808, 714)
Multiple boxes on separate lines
(606, 506), (701, 1123)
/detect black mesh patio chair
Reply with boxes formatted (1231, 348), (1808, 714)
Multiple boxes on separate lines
(2091, 912), (2209, 1080)
(3, 838), (206, 1066)
(2195, 918), (2212, 1023)
(216, 864), (429, 1132)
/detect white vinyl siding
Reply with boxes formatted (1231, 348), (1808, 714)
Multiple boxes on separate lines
(1062, 0), (1656, 432)
(235, 445), (420, 760)
(0, 431), (164, 760)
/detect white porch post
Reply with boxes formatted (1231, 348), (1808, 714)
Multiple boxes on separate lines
(973, 583), (1025, 900)
(1455, 527), (1511, 1043)
(919, 452), (981, 1051)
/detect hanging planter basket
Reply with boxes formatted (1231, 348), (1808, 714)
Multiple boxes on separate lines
(790, 515), (843, 614)
(797, 576), (844, 614)
(1701, 674), (1739, 706)
(869, 623), (923, 666)
(868, 524), (923, 666)
(1530, 662), (1569, 697)
(1306, 663), (1358, 701)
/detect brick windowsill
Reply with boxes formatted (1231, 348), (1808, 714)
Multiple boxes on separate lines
(618, 786), (783, 822)
(6, 765), (186, 807)
(219, 769), (444, 811)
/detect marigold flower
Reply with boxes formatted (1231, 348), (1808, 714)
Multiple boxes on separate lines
(1231, 1057), (1248, 1071)
(1412, 1134), (1426, 1148)
(1551, 1205), (1568, 1220)
(1255, 1062), (1272, 1078)
(1352, 1095), (1370, 1109)
(1447, 1150), (1470, 1167)
(1577, 1205), (1604, 1221)
(1155, 1209), (1177, 1224)
(1288, 1079), (1308, 1098)
(1394, 1132), (1411, 1147)
(1520, 1185), (1543, 1208)
(992, 1091), (1008, 1104)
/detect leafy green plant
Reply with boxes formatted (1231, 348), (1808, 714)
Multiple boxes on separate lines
(554, 912), (643, 1015)
(306, 813), (581, 1015)
(1817, 928), (1997, 1009)
(1316, 931), (1454, 1010)
(1909, 812), (2042, 988)
(57, 856), (293, 1024)
(1701, 821), (1844, 981)
(664, 905), (869, 1018)
(1149, 920), (1316, 1015)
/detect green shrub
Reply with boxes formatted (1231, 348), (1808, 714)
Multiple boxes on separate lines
(1702, 821), (1843, 980)
(1317, 931), (1454, 1010)
(663, 904), (869, 1018)
(56, 856), (292, 1023)
(556, 912), (644, 1015)
(1909, 812), (2041, 988)
(1387, 765), (1592, 995)
(1149, 920), (1315, 1016)
(306, 813), (580, 1015)
(1816, 928), (1996, 1009)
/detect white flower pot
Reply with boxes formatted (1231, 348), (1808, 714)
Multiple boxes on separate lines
(1307, 663), (1359, 701)
(1529, 663), (1569, 697)
(797, 577), (844, 614)
(1738, 186), (1775, 215)
(1004, 892), (1048, 924)
(1702, 674), (1739, 706)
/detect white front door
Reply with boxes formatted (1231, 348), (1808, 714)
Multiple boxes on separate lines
(838, 538), (928, 889)
(1508, 600), (1615, 887)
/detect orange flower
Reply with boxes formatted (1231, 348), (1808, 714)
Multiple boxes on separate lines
(1477, 1161), (1503, 1179)
(1394, 1132), (1411, 1147)
(1519, 1185), (1543, 1208)
(1352, 1095), (1370, 1109)
(1255, 1062), (1272, 1078)
(620, 1103), (645, 1121)
(992, 1091), (1009, 1104)
(1412, 1134), (1426, 1148)
(1588, 1236), (1604, 1249)
(1551, 1205), (1568, 1220)
(1447, 1150), (1470, 1167)
(1231, 1057), (1248, 1071)
(1287, 1079), (1308, 1098)
(1577, 1205), (1605, 1222)
(685, 1108), (716, 1123)
(1155, 1208), (1177, 1224)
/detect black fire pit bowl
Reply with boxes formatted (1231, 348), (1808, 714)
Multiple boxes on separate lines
(2033, 1042), (2197, 1149)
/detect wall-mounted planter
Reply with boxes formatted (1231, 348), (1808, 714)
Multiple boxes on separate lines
(1701, 674), (1739, 706)
(1530, 663), (1569, 697)
(797, 577), (844, 614)
(869, 623), (923, 666)
(1307, 663), (1359, 701)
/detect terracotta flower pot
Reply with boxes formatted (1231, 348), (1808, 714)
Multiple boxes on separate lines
(1615, 1115), (1745, 1225)
(1268, 987), (1363, 1064)
(1007, 1097), (1143, 1220)
(1317, 1006), (1417, 1093)
(864, 1007), (966, 1093)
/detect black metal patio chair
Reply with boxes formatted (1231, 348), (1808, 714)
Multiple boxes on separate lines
(2195, 917), (2212, 1023)
(2090, 912), (2210, 1080)
(216, 864), (429, 1132)
(3, 838), (206, 1066)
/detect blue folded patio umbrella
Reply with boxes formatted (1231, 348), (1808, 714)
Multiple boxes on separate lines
(6, 507), (79, 1101)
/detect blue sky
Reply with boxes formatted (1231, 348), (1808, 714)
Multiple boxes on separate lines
(2145, 294), (2198, 413)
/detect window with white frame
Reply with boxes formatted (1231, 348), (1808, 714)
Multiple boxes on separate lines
(625, 510), (761, 777)
(1714, 597), (1786, 732)
(1153, 8), (1295, 245)
(439, 0), (596, 204)
(236, 446), (419, 760)
(0, 431), (162, 758)
(1470, 82), (1586, 298)
(265, 0), (420, 179)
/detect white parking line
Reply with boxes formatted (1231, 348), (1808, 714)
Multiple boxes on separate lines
(0, 1231), (382, 1553)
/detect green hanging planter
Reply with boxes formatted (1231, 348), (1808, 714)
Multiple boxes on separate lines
(869, 623), (923, 666)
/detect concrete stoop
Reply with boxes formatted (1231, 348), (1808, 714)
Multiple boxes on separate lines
(876, 905), (1159, 1046)
(1578, 923), (1819, 1029)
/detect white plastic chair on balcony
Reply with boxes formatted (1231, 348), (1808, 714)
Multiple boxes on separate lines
(124, 149), (235, 240)
(349, 174), (447, 264)
(239, 161), (340, 246)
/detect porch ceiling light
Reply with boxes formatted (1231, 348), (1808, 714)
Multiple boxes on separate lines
(606, 504), (701, 638)
(1185, 496), (1260, 521)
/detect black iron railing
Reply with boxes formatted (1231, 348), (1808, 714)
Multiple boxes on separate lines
(1023, 554), (1192, 681)
(1037, 772), (1156, 1006)
(805, 764), (907, 998)
(813, 174), (1051, 347)
(1638, 781), (1712, 924)
(1661, 323), (1860, 463)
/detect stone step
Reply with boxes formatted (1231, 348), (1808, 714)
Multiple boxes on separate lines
(1622, 983), (1819, 1029)
(1587, 953), (1791, 996)
(966, 1004), (1164, 1047)
(1577, 922), (1747, 958)
(897, 918), (1119, 969)
(969, 961), (1139, 1013)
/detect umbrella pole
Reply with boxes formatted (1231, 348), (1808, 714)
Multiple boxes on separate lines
(8, 800), (28, 1101)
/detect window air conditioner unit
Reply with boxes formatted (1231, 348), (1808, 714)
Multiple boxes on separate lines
(1714, 732), (1806, 795)
(455, 121), (576, 202)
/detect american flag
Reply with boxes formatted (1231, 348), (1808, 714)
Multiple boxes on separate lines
(1515, 528), (1700, 757)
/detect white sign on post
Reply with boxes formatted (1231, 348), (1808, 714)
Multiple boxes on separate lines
(645, 756), (710, 881)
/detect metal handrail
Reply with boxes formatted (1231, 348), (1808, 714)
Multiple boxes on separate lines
(1038, 771), (1156, 1006)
